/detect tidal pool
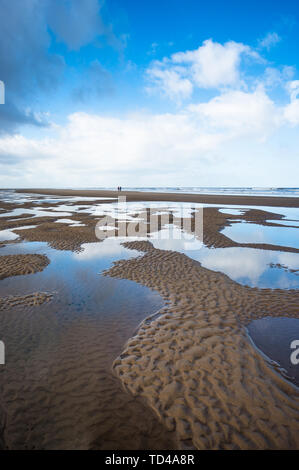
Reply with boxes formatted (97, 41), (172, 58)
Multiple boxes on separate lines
(222, 222), (299, 250)
(149, 226), (299, 289)
(0, 238), (174, 449)
(247, 317), (299, 388)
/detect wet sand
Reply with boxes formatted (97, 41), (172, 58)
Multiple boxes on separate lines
(105, 240), (299, 449)
(0, 287), (177, 449)
(0, 196), (179, 448)
(0, 191), (298, 449)
(0, 252), (178, 449)
(0, 254), (49, 280)
(15, 188), (299, 208)
(0, 254), (52, 311)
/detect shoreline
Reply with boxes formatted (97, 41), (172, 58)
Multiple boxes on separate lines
(14, 188), (299, 208)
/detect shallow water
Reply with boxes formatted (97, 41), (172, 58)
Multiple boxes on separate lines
(2, 191), (298, 290)
(0, 238), (176, 449)
(0, 229), (19, 241)
(148, 225), (299, 289)
(222, 222), (299, 250)
(247, 317), (299, 387)
(0, 207), (73, 218)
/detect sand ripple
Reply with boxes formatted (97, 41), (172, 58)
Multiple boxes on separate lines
(0, 254), (49, 280)
(0, 292), (53, 311)
(13, 222), (100, 252)
(105, 241), (299, 449)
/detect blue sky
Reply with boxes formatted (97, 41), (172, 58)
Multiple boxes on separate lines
(0, 0), (299, 187)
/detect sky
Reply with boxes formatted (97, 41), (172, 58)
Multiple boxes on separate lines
(0, 0), (299, 188)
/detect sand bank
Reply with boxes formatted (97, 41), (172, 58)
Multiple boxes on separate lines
(105, 241), (299, 450)
(16, 188), (299, 208)
(13, 221), (100, 252)
(0, 254), (49, 280)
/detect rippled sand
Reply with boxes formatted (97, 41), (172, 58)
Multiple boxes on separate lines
(0, 254), (49, 280)
(105, 241), (299, 450)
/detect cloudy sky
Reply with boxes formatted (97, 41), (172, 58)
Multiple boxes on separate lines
(0, 0), (299, 188)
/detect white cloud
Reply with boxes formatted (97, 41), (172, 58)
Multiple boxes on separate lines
(146, 65), (193, 101)
(172, 40), (253, 88)
(188, 86), (282, 139)
(146, 39), (261, 101)
(284, 80), (299, 125)
(262, 66), (295, 88)
(197, 247), (271, 284)
(1, 37), (299, 187)
(0, 84), (289, 186)
(258, 32), (281, 50)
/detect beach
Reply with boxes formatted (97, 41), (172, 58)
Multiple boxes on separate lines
(16, 188), (299, 208)
(0, 189), (298, 449)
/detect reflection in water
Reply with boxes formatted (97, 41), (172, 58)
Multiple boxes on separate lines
(0, 239), (175, 449)
(150, 225), (203, 251)
(0, 207), (72, 218)
(218, 208), (246, 215)
(55, 219), (86, 227)
(150, 227), (299, 289)
(0, 229), (19, 241)
(247, 317), (299, 388)
(222, 222), (299, 249)
(193, 247), (299, 289)
(270, 219), (299, 227)
(1, 189), (298, 290)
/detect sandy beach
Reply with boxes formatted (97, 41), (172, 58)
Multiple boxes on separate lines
(16, 188), (299, 208)
(2, 1), (299, 457)
(0, 189), (298, 449)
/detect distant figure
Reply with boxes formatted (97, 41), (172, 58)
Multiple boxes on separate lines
(120, 186), (122, 191)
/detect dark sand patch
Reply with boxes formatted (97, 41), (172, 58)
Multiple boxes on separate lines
(13, 222), (100, 252)
(0, 254), (49, 280)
